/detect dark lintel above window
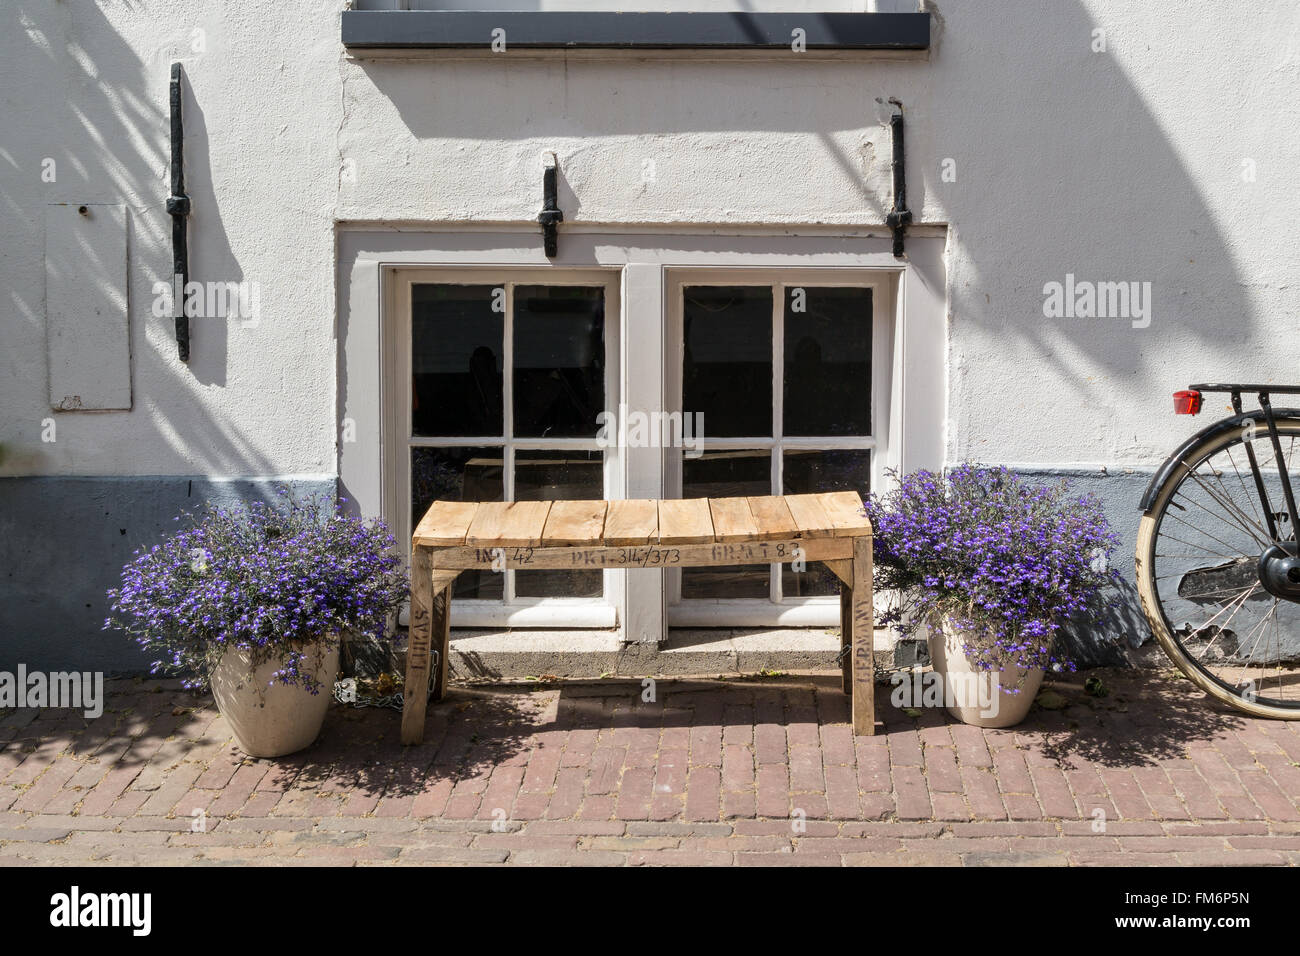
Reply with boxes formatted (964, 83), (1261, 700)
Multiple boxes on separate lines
(341, 11), (931, 51)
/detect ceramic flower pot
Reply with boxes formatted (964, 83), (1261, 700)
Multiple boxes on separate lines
(927, 618), (1044, 728)
(210, 639), (339, 758)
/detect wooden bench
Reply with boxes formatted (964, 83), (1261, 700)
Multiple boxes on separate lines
(402, 492), (874, 744)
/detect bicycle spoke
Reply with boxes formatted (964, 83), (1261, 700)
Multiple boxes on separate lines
(1200, 459), (1271, 535)
(1180, 583), (1260, 659)
(1152, 582), (1260, 601)
(1228, 598), (1278, 690)
(1209, 470), (1272, 544)
(1226, 446), (1266, 531)
(1184, 468), (1272, 549)
(1172, 482), (1260, 547)
(1192, 588), (1266, 670)
(1274, 606), (1285, 698)
(1161, 508), (1249, 558)
(1155, 553), (1249, 559)
(1152, 532), (1235, 558)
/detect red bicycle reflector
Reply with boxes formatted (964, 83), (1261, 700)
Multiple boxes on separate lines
(1173, 390), (1203, 415)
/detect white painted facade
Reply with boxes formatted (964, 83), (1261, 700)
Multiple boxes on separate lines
(3, 1), (1299, 657)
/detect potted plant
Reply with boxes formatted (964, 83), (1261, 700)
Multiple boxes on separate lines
(105, 490), (408, 757)
(866, 465), (1119, 727)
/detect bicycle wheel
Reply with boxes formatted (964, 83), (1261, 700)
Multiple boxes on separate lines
(1136, 415), (1300, 717)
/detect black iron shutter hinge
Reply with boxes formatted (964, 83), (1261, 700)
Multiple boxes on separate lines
(538, 161), (564, 258)
(168, 62), (191, 362)
(885, 109), (911, 259)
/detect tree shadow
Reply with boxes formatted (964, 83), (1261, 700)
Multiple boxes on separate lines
(271, 686), (543, 799)
(3, 4), (311, 674)
(2, 671), (1254, 818)
(1027, 669), (1243, 769)
(1056, 576), (1148, 668)
(270, 674), (848, 798)
(335, 1), (1286, 666)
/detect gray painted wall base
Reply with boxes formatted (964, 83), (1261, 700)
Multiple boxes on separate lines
(1010, 467), (1154, 669)
(398, 628), (895, 682)
(0, 468), (1156, 675)
(0, 476), (335, 674)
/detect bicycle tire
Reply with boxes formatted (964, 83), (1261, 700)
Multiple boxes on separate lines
(1136, 415), (1300, 718)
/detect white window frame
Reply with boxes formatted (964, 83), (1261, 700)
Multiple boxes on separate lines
(663, 267), (896, 626)
(341, 226), (947, 642)
(385, 266), (622, 628)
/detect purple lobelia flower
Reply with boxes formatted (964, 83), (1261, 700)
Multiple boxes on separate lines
(865, 465), (1121, 690)
(104, 488), (409, 693)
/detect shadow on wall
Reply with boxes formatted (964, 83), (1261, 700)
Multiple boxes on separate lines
(4, 1), (261, 468)
(339, 0), (1272, 438)
(935, 7), (1277, 456)
(0, 476), (336, 674)
(2, 2), (1283, 668)
(1, 4), (314, 672)
(341, 2), (1271, 662)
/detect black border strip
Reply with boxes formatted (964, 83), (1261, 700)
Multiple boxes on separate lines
(341, 11), (930, 51)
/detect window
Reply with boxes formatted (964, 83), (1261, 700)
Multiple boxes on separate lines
(359, 235), (931, 636)
(665, 269), (892, 624)
(389, 269), (621, 626)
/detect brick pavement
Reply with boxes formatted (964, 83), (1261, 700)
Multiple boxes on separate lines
(2, 669), (1299, 866)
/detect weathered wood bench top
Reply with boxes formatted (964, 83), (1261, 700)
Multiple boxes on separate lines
(413, 491), (872, 550)
(402, 492), (875, 745)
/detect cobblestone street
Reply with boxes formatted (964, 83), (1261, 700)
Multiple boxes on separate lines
(2, 670), (1299, 866)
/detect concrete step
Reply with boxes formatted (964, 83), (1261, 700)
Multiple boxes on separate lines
(385, 628), (896, 682)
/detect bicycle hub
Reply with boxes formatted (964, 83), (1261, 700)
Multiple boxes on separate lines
(1258, 541), (1300, 602)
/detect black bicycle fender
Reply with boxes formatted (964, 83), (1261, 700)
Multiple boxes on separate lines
(1138, 407), (1300, 513)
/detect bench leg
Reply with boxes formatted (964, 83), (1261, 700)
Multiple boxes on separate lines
(401, 546), (435, 746)
(839, 584), (852, 694)
(850, 535), (875, 735)
(430, 574), (454, 701)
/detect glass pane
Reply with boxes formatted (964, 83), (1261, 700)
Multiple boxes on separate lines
(513, 286), (605, 438)
(514, 450), (605, 598)
(411, 446), (504, 600)
(411, 285), (504, 437)
(683, 286), (773, 438)
(784, 286), (872, 436)
(681, 449), (771, 599)
(782, 449), (871, 597)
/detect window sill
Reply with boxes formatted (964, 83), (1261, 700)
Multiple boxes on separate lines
(453, 601), (618, 629)
(668, 600), (839, 628)
(342, 11), (930, 52)
(399, 600), (617, 629)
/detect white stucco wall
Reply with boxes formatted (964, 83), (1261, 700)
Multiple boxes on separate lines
(2, 0), (343, 478)
(3, 0), (1299, 479)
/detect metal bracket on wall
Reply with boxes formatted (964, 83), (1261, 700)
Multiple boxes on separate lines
(885, 109), (911, 259)
(167, 62), (191, 362)
(538, 156), (563, 259)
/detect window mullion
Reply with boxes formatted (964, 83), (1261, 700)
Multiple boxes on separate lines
(504, 281), (515, 603)
(503, 279), (515, 473)
(771, 284), (784, 605)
